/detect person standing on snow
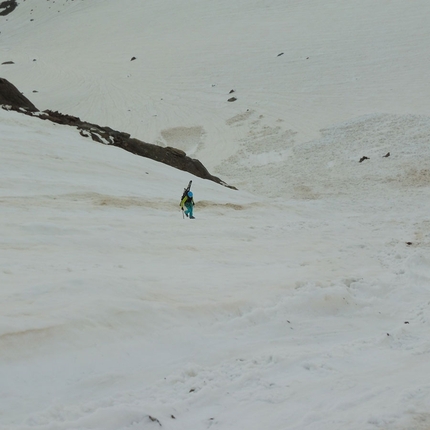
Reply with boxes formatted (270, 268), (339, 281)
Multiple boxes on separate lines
(180, 191), (195, 219)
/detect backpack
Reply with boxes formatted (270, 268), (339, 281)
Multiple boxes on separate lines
(180, 180), (192, 206)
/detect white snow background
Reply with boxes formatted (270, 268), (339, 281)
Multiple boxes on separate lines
(1, 0), (430, 429)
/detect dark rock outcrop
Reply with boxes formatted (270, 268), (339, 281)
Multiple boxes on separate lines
(0, 77), (38, 111)
(37, 110), (230, 185)
(0, 78), (234, 188)
(0, 0), (17, 16)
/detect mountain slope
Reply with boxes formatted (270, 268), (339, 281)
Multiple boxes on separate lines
(2, 0), (430, 178)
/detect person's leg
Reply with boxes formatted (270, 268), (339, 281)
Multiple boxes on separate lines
(184, 203), (191, 217)
(189, 204), (194, 218)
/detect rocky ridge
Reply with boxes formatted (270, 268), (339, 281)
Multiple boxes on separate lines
(0, 77), (233, 188)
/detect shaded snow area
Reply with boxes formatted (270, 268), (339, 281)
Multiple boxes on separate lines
(1, 1), (430, 429)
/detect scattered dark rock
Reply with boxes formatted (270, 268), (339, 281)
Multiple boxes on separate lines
(0, 77), (38, 111)
(0, 78), (235, 188)
(306, 57), (309, 59)
(229, 89), (235, 94)
(171, 415), (176, 419)
(89, 132), (104, 144)
(277, 52), (284, 57)
(189, 388), (196, 392)
(0, 0), (18, 16)
(130, 57), (136, 61)
(148, 416), (162, 426)
(404, 321), (409, 324)
(38, 110), (81, 125)
(1, 61), (15, 65)
(383, 152), (390, 158)
(228, 97), (237, 102)
(406, 242), (413, 246)
(359, 156), (369, 163)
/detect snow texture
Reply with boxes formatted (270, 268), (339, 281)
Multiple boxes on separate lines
(1, 1), (430, 429)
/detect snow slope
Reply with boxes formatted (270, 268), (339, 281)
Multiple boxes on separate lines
(1, 1), (430, 429)
(2, 0), (430, 173)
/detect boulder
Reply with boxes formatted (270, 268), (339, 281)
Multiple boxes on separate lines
(0, 77), (38, 111)
(0, 0), (17, 16)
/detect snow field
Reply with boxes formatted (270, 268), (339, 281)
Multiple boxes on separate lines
(1, 0), (430, 428)
(1, 109), (430, 429)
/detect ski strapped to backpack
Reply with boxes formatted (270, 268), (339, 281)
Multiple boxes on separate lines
(180, 180), (192, 218)
(180, 180), (192, 205)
